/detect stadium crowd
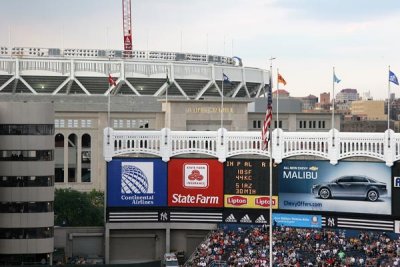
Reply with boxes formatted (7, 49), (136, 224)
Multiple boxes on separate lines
(186, 225), (400, 267)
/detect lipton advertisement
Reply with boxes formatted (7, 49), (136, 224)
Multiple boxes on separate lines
(224, 159), (278, 209)
(168, 159), (223, 207)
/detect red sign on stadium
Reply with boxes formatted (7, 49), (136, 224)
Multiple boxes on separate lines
(168, 159), (223, 208)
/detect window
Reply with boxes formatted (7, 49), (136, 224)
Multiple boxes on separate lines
(0, 201), (53, 213)
(55, 168), (64, 183)
(113, 120), (118, 128)
(80, 119), (92, 128)
(300, 121), (303, 129)
(0, 176), (53, 187)
(81, 134), (91, 148)
(322, 121), (326, 128)
(0, 227), (53, 239)
(55, 134), (64, 148)
(68, 168), (76, 183)
(318, 121), (321, 128)
(0, 124), (54, 135)
(81, 168), (91, 183)
(253, 120), (257, 129)
(313, 121), (316, 128)
(0, 150), (53, 161)
(309, 121), (312, 128)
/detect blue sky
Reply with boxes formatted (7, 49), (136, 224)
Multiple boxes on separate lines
(1, 0), (400, 99)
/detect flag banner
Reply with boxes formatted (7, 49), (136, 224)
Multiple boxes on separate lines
(166, 74), (171, 85)
(223, 73), (232, 84)
(390, 70), (399, 85)
(333, 73), (341, 83)
(278, 73), (286, 85)
(108, 74), (117, 87)
(261, 84), (272, 150)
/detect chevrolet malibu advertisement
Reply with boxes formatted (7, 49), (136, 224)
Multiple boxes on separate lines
(278, 160), (391, 215)
(168, 159), (224, 208)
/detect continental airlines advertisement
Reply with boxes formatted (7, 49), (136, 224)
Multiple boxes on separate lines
(107, 159), (167, 207)
(168, 159), (223, 208)
(224, 159), (278, 209)
(279, 160), (391, 215)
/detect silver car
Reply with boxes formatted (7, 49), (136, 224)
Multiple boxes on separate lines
(312, 176), (387, 202)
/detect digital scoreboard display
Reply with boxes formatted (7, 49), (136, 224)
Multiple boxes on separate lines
(224, 159), (278, 209)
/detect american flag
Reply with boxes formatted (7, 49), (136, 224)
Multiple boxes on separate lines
(108, 74), (117, 87)
(262, 84), (272, 150)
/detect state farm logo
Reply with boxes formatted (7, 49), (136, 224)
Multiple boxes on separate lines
(255, 197), (275, 207)
(183, 163), (209, 188)
(227, 196), (247, 206)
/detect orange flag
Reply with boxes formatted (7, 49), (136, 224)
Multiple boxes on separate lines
(278, 73), (287, 85)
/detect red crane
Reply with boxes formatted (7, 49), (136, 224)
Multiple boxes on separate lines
(122, 0), (132, 51)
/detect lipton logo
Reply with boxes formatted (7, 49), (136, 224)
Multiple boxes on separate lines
(227, 196), (247, 206)
(183, 163), (209, 188)
(255, 197), (275, 207)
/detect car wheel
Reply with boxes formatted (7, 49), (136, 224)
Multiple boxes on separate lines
(367, 190), (379, 202)
(319, 188), (331, 199)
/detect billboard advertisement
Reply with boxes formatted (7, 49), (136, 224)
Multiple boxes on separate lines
(107, 158), (167, 207)
(391, 162), (400, 217)
(224, 159), (278, 209)
(168, 159), (223, 208)
(279, 160), (391, 215)
(223, 209), (269, 224)
(272, 213), (321, 228)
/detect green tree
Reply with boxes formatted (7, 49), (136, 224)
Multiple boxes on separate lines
(54, 188), (104, 226)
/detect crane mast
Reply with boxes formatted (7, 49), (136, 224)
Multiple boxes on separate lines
(122, 0), (132, 51)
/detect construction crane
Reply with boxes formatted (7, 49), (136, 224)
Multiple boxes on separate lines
(122, 0), (132, 51)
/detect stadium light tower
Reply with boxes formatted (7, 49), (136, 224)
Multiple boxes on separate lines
(122, 0), (133, 51)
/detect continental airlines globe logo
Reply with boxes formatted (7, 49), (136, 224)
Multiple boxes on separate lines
(121, 162), (154, 194)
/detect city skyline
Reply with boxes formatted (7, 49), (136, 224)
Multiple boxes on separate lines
(0, 0), (400, 100)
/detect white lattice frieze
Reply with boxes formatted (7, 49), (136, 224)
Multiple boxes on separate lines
(104, 128), (398, 166)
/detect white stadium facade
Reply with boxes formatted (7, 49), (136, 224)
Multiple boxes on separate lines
(1, 46), (400, 265)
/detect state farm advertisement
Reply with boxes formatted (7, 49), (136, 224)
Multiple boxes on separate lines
(168, 159), (223, 208)
(224, 159), (278, 209)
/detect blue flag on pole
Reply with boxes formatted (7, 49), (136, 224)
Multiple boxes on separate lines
(389, 70), (399, 85)
(223, 73), (232, 84)
(333, 73), (341, 84)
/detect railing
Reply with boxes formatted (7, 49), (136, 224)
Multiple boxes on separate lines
(104, 128), (399, 166)
(0, 46), (234, 65)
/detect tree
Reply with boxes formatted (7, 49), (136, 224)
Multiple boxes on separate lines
(54, 188), (104, 226)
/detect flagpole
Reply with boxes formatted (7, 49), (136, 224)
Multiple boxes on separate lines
(221, 71), (224, 131)
(388, 65), (391, 131)
(107, 83), (111, 145)
(268, 57), (275, 267)
(276, 68), (279, 131)
(332, 67), (335, 131)
(165, 71), (169, 130)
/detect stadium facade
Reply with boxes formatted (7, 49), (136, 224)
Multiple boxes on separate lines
(3, 47), (399, 264)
